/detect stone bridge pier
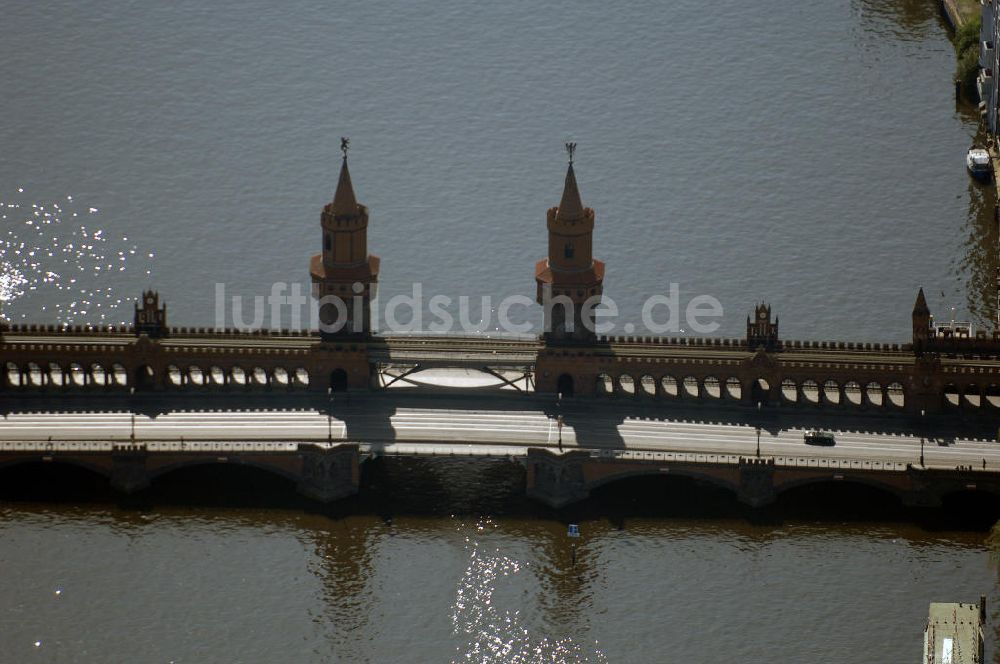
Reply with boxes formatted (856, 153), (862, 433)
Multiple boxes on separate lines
(296, 444), (361, 502)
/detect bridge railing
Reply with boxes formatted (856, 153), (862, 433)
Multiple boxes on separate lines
(597, 335), (911, 355)
(591, 448), (909, 472)
(0, 440), (301, 453)
(142, 441), (300, 453)
(0, 441), (115, 452)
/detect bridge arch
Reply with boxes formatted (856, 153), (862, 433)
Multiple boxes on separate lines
(65, 362), (86, 388)
(822, 380), (840, 406)
(724, 377), (742, 400)
(556, 373), (574, 398)
(133, 365), (155, 390)
(987, 384), (1000, 409)
(5, 362), (22, 389)
(208, 366), (226, 387)
(273, 367), (290, 389)
(110, 364), (127, 388)
(166, 364), (184, 388)
(251, 366), (268, 388)
(939, 487), (1000, 519)
(843, 381), (862, 407)
(886, 382), (905, 409)
(661, 375), (679, 398)
(596, 373), (613, 396)
(963, 384), (981, 409)
(703, 376), (721, 399)
(750, 377), (770, 404)
(585, 467), (740, 498)
(865, 381), (883, 408)
(84, 362), (108, 387)
(188, 365), (205, 387)
(26, 362), (44, 388)
(330, 368), (349, 392)
(801, 379), (820, 405)
(618, 373), (635, 396)
(293, 367), (310, 389)
(47, 362), (64, 387)
(0, 456), (112, 479)
(774, 476), (906, 503)
(147, 458), (300, 485)
(780, 378), (798, 404)
(682, 376), (700, 399)
(943, 382), (960, 408)
(231, 366), (247, 387)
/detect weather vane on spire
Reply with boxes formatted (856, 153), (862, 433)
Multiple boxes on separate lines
(565, 142), (577, 164)
(340, 136), (350, 159)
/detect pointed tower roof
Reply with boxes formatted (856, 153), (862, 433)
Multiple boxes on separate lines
(332, 156), (359, 217)
(913, 287), (930, 315)
(556, 163), (585, 221)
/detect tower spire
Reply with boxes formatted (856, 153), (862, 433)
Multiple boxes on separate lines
(912, 287), (932, 350)
(913, 287), (930, 315)
(556, 161), (585, 222)
(332, 137), (359, 217)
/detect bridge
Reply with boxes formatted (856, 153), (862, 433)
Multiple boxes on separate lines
(1, 392), (998, 508)
(3, 148), (1000, 509)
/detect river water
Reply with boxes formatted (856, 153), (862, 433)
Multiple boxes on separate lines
(0, 460), (998, 663)
(1, 0), (997, 339)
(3, 0), (1000, 661)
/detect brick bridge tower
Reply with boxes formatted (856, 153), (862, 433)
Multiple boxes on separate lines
(310, 138), (380, 340)
(912, 287), (931, 352)
(535, 144), (605, 341)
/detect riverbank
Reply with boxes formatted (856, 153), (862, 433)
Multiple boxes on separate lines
(943, 0), (980, 29)
(942, 0), (982, 99)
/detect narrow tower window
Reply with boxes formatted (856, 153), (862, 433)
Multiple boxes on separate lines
(324, 233), (331, 252)
(564, 242), (574, 259)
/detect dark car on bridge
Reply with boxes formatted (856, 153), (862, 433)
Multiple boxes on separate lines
(804, 430), (836, 446)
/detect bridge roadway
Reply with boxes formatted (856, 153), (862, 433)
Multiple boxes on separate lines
(0, 394), (995, 469)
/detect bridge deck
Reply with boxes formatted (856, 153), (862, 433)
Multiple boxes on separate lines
(0, 397), (996, 470)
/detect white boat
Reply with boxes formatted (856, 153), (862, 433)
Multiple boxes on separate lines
(966, 147), (992, 182)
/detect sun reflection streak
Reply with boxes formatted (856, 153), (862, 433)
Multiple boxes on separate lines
(0, 187), (155, 325)
(451, 519), (606, 664)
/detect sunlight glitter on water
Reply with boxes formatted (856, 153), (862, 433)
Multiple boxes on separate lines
(0, 187), (154, 325)
(451, 520), (607, 664)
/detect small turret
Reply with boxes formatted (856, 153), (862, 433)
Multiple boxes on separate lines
(746, 303), (778, 351)
(134, 290), (167, 338)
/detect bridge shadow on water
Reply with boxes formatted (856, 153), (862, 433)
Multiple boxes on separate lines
(3, 455), (1000, 531)
(556, 476), (1000, 533)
